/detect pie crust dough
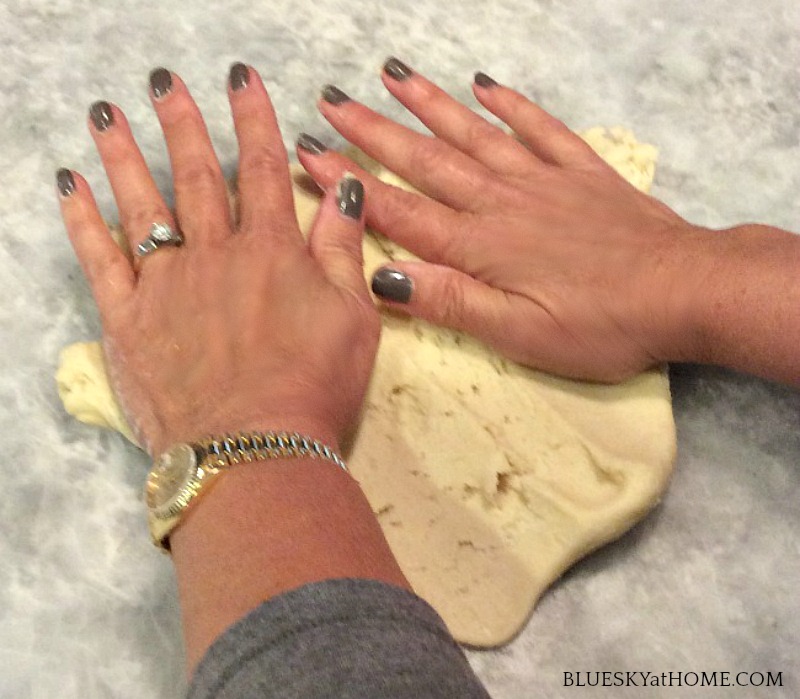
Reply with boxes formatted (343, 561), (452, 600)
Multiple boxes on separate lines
(56, 128), (675, 646)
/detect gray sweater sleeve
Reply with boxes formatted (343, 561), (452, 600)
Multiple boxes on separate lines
(187, 578), (492, 699)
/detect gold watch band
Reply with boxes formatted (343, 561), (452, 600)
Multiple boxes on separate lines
(146, 430), (347, 552)
(197, 431), (348, 472)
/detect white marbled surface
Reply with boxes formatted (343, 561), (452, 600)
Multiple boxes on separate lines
(1, 0), (798, 697)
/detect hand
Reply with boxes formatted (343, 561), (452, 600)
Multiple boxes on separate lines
(298, 60), (701, 383)
(57, 65), (378, 456)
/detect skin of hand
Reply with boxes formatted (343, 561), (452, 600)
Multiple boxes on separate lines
(57, 67), (380, 458)
(57, 64), (410, 674)
(297, 59), (800, 387)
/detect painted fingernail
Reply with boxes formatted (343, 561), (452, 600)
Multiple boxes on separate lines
(383, 57), (413, 81)
(296, 133), (328, 155)
(321, 84), (351, 105)
(372, 267), (412, 303)
(474, 72), (499, 88)
(229, 62), (250, 91)
(337, 176), (364, 220)
(149, 67), (173, 99)
(56, 168), (75, 197)
(89, 101), (114, 131)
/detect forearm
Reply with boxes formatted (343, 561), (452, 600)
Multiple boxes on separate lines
(661, 223), (800, 386)
(169, 453), (410, 675)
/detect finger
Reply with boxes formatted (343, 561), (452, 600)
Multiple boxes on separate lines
(227, 63), (298, 240)
(380, 57), (539, 177)
(296, 140), (474, 270)
(307, 175), (368, 296)
(88, 100), (178, 269)
(56, 168), (135, 312)
(370, 261), (514, 346)
(148, 68), (231, 243)
(317, 85), (511, 213)
(472, 74), (600, 169)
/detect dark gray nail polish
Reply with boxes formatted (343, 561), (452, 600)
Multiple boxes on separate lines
(56, 168), (75, 197)
(337, 177), (364, 220)
(321, 84), (351, 105)
(474, 72), (499, 88)
(229, 62), (249, 91)
(296, 133), (328, 155)
(89, 101), (113, 131)
(149, 67), (173, 98)
(372, 267), (412, 303)
(383, 57), (413, 81)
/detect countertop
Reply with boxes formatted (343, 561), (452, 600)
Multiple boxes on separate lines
(1, 0), (798, 697)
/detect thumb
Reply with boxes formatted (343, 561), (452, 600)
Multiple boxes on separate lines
(308, 175), (368, 296)
(370, 261), (511, 342)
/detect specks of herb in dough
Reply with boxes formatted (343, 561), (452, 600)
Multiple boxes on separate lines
(496, 472), (512, 494)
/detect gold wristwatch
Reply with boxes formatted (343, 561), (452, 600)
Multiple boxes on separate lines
(144, 431), (347, 551)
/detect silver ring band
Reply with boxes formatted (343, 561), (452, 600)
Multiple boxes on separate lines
(137, 222), (184, 257)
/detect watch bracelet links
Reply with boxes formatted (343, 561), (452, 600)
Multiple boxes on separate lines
(198, 431), (347, 473)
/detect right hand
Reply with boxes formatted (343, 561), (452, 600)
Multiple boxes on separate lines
(298, 61), (704, 383)
(58, 65), (378, 457)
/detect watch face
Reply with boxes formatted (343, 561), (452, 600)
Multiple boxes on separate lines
(145, 443), (199, 519)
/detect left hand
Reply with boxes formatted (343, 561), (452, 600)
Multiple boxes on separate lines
(297, 60), (698, 383)
(57, 65), (379, 457)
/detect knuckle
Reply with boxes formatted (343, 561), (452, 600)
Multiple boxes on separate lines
(414, 80), (439, 103)
(464, 118), (497, 148)
(442, 236), (466, 268)
(508, 94), (550, 133)
(409, 136), (446, 176)
(237, 144), (287, 181)
(101, 140), (140, 169)
(173, 159), (222, 192)
(162, 101), (203, 131)
(436, 214), (475, 268)
(372, 188), (469, 268)
(436, 273), (468, 327)
(372, 184), (415, 228)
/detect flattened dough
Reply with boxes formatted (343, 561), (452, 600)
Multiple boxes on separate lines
(56, 127), (675, 647)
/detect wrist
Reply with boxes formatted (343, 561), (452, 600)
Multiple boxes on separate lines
(168, 443), (408, 674)
(634, 222), (719, 366)
(642, 222), (800, 380)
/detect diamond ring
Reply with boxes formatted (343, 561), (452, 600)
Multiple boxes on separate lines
(136, 222), (185, 257)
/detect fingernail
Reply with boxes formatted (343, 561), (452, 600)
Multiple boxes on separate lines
(89, 101), (114, 131)
(229, 62), (250, 91)
(383, 57), (413, 81)
(474, 72), (499, 88)
(337, 176), (364, 220)
(372, 267), (412, 303)
(296, 133), (328, 155)
(149, 67), (173, 99)
(321, 84), (351, 105)
(56, 168), (75, 197)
